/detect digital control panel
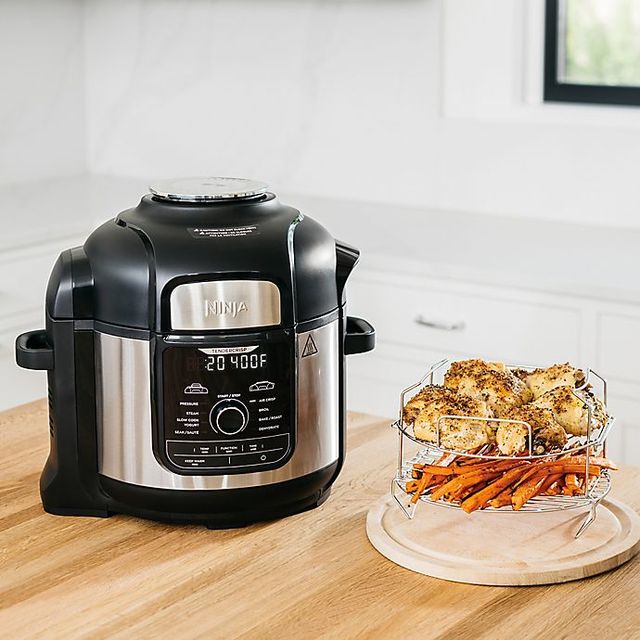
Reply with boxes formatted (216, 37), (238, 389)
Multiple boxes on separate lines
(161, 336), (293, 474)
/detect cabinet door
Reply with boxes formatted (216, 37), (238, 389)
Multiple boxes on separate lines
(350, 277), (581, 365)
(606, 394), (640, 466)
(348, 343), (462, 419)
(598, 313), (640, 387)
(0, 315), (47, 410)
(0, 237), (84, 410)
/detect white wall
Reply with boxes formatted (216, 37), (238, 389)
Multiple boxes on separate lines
(1, 0), (639, 228)
(81, 0), (640, 230)
(0, 0), (86, 186)
(83, 0), (442, 204)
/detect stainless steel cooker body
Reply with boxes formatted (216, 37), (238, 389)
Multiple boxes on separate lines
(95, 313), (340, 491)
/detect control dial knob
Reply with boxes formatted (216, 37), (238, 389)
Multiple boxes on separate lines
(209, 399), (249, 436)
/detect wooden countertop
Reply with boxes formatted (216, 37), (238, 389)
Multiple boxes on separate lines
(1, 401), (639, 639)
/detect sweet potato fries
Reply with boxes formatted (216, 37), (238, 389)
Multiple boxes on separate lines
(406, 449), (617, 513)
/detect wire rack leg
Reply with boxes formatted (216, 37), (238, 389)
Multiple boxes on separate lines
(391, 479), (417, 519)
(574, 502), (598, 539)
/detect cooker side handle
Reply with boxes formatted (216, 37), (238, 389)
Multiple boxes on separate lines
(15, 330), (54, 370)
(344, 316), (375, 355)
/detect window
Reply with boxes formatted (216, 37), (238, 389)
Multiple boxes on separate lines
(544, 0), (640, 106)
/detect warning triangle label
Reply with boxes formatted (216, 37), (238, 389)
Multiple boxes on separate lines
(301, 334), (319, 358)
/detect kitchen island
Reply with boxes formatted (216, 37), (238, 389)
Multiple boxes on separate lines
(1, 401), (639, 638)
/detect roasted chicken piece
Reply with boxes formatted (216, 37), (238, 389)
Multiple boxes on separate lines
(513, 363), (585, 400)
(496, 405), (567, 455)
(532, 385), (607, 436)
(403, 385), (493, 451)
(444, 359), (532, 416)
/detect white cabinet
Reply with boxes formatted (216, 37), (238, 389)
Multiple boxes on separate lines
(348, 342), (450, 420)
(0, 313), (48, 409)
(606, 395), (640, 465)
(350, 274), (581, 365)
(0, 236), (85, 410)
(597, 313), (640, 387)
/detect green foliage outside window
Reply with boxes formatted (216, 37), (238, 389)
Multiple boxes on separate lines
(562, 0), (640, 87)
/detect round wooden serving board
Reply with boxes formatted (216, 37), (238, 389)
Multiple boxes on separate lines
(366, 495), (640, 586)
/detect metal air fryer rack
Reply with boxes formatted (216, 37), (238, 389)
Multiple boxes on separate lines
(391, 359), (616, 538)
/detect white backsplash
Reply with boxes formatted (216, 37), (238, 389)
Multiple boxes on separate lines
(82, 0), (441, 204)
(0, 0), (86, 186)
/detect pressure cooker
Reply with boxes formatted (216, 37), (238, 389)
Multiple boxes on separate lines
(15, 177), (375, 527)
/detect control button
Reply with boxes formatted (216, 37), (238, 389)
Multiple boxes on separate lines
(196, 445), (215, 455)
(168, 454), (230, 468)
(249, 380), (275, 392)
(209, 399), (249, 436)
(230, 448), (288, 466)
(168, 441), (216, 456)
(218, 443), (243, 455)
(184, 382), (208, 395)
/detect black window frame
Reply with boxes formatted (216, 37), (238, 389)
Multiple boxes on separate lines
(544, 0), (640, 106)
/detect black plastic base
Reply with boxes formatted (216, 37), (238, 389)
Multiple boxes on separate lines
(41, 490), (330, 527)
(99, 462), (337, 528)
(40, 462), (339, 528)
(205, 489), (331, 529)
(42, 505), (111, 518)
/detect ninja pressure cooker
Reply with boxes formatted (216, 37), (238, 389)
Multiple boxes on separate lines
(15, 177), (375, 527)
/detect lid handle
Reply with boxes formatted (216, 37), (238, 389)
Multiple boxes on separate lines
(336, 240), (360, 303)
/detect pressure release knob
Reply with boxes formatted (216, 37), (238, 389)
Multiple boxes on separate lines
(209, 399), (249, 436)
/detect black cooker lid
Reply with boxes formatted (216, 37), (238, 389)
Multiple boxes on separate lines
(47, 178), (359, 332)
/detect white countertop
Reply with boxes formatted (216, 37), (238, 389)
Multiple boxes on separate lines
(1, 174), (638, 305)
(291, 194), (640, 306)
(0, 174), (145, 252)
